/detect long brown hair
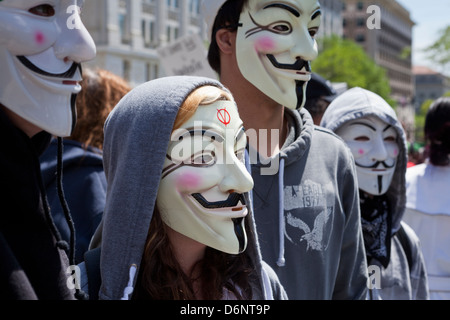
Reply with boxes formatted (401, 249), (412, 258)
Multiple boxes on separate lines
(70, 68), (131, 150)
(133, 208), (253, 300)
(132, 85), (254, 300)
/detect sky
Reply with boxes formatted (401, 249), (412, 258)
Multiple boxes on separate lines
(396, 0), (450, 76)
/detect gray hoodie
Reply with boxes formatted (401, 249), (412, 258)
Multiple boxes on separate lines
(321, 87), (429, 300)
(94, 75), (287, 300)
(248, 104), (368, 299)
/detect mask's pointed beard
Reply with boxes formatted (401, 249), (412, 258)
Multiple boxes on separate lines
(378, 175), (383, 194)
(232, 218), (246, 253)
(296, 80), (305, 109)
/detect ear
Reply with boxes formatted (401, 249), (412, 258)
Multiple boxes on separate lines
(215, 28), (235, 55)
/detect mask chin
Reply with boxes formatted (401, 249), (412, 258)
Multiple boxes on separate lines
(0, 50), (79, 137)
(356, 168), (394, 196)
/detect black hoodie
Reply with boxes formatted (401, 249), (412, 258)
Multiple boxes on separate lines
(0, 107), (75, 300)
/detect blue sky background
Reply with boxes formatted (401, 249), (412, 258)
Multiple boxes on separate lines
(396, 0), (450, 76)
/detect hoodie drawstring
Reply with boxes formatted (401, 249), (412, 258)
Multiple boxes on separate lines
(246, 148), (287, 267)
(121, 264), (137, 300)
(56, 137), (88, 300)
(245, 149), (254, 213)
(277, 157), (286, 267)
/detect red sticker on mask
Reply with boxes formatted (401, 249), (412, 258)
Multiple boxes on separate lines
(217, 109), (231, 126)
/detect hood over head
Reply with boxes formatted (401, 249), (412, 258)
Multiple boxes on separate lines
(98, 75), (270, 300)
(321, 87), (408, 233)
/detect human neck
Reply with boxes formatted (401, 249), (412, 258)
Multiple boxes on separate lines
(166, 227), (206, 278)
(221, 76), (288, 158)
(1, 104), (43, 138)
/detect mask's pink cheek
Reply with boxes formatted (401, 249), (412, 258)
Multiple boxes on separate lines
(254, 36), (275, 52)
(358, 149), (365, 155)
(394, 149), (398, 157)
(176, 172), (202, 190)
(35, 31), (45, 45)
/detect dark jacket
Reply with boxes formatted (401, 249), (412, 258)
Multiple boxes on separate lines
(40, 139), (106, 264)
(0, 108), (75, 300)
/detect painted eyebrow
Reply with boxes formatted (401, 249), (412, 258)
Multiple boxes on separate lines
(311, 9), (322, 20)
(383, 125), (394, 132)
(263, 3), (300, 17)
(349, 122), (376, 131)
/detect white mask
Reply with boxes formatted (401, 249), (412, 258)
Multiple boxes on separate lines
(0, 0), (96, 137)
(336, 116), (399, 196)
(236, 0), (321, 109)
(157, 100), (254, 254)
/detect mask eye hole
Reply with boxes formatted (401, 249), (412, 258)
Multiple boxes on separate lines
(355, 136), (370, 142)
(309, 27), (319, 38)
(29, 5), (55, 17)
(384, 136), (396, 142)
(192, 151), (216, 165)
(268, 22), (292, 34)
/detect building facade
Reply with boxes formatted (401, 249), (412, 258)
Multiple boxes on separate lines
(83, 0), (205, 87)
(82, 0), (347, 88)
(316, 0), (344, 39)
(342, 0), (415, 135)
(413, 66), (450, 111)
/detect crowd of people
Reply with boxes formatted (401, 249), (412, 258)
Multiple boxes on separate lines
(1, 0), (448, 301)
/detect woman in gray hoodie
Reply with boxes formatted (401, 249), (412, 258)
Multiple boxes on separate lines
(88, 75), (287, 300)
(321, 87), (429, 300)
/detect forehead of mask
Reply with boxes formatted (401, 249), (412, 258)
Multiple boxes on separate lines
(336, 115), (399, 195)
(236, 0), (321, 109)
(166, 100), (247, 166)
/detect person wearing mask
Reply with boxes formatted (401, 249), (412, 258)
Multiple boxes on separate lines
(83, 76), (287, 300)
(302, 72), (338, 125)
(321, 87), (429, 300)
(403, 97), (450, 300)
(0, 0), (96, 299)
(201, 0), (368, 299)
(40, 68), (131, 264)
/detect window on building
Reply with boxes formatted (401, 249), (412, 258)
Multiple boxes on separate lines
(149, 21), (155, 43)
(123, 60), (131, 82)
(119, 13), (126, 42)
(357, 18), (365, 27)
(141, 20), (146, 43)
(146, 62), (159, 81)
(166, 26), (171, 42)
(167, 0), (179, 8)
(357, 2), (364, 11)
(355, 34), (365, 42)
(190, 0), (200, 15)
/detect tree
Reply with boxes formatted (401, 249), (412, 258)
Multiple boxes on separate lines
(423, 25), (450, 75)
(312, 35), (395, 106)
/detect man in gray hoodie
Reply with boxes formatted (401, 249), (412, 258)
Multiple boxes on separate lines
(201, 0), (368, 299)
(321, 87), (429, 300)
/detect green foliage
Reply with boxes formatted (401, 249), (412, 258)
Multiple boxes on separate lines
(312, 35), (395, 107)
(414, 99), (434, 144)
(400, 46), (412, 60)
(423, 25), (450, 73)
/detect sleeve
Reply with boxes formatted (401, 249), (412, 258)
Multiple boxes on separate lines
(401, 222), (430, 300)
(261, 261), (288, 300)
(332, 154), (369, 300)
